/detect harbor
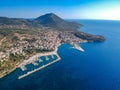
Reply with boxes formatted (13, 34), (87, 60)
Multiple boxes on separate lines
(18, 55), (60, 79)
(17, 44), (84, 79)
(18, 46), (61, 79)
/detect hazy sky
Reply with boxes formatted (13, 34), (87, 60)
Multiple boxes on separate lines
(0, 0), (120, 20)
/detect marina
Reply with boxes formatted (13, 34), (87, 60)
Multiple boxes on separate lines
(18, 55), (60, 79)
(17, 44), (84, 79)
(18, 54), (61, 79)
(18, 46), (61, 79)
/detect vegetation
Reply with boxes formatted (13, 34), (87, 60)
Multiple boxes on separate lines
(12, 36), (19, 41)
(73, 31), (105, 42)
(24, 38), (37, 43)
(0, 59), (20, 77)
(9, 53), (25, 61)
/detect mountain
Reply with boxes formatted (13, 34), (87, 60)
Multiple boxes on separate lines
(34, 13), (81, 30)
(0, 13), (81, 30)
(0, 13), (105, 42)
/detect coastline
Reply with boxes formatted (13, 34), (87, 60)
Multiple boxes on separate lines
(18, 44), (85, 69)
(0, 44), (61, 79)
(0, 43), (84, 79)
(18, 44), (61, 69)
(0, 61), (22, 79)
(0, 68), (16, 79)
(18, 44), (61, 79)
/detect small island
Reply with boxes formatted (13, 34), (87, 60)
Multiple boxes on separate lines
(0, 13), (105, 78)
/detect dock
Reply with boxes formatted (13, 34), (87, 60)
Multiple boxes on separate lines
(38, 59), (43, 62)
(32, 61), (38, 66)
(51, 55), (54, 59)
(45, 56), (49, 61)
(21, 65), (27, 71)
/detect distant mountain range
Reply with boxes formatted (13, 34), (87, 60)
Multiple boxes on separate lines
(0, 13), (81, 30)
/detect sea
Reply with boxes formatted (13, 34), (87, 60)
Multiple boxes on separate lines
(0, 20), (120, 90)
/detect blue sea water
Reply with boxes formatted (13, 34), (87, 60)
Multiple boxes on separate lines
(0, 20), (120, 90)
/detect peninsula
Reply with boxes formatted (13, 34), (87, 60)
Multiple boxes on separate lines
(0, 13), (105, 78)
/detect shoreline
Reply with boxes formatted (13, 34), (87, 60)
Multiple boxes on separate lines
(18, 44), (61, 79)
(0, 68), (16, 79)
(0, 44), (61, 79)
(0, 43), (85, 79)
(18, 44), (61, 69)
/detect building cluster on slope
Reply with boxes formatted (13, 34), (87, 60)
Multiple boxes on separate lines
(0, 30), (85, 61)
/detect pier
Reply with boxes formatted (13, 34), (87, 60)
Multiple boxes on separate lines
(32, 61), (38, 66)
(45, 56), (49, 61)
(38, 59), (43, 62)
(21, 65), (26, 71)
(51, 55), (54, 59)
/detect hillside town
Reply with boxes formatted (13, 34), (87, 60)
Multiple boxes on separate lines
(0, 30), (86, 62)
(0, 13), (105, 78)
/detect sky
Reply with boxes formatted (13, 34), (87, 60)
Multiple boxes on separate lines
(0, 0), (120, 20)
